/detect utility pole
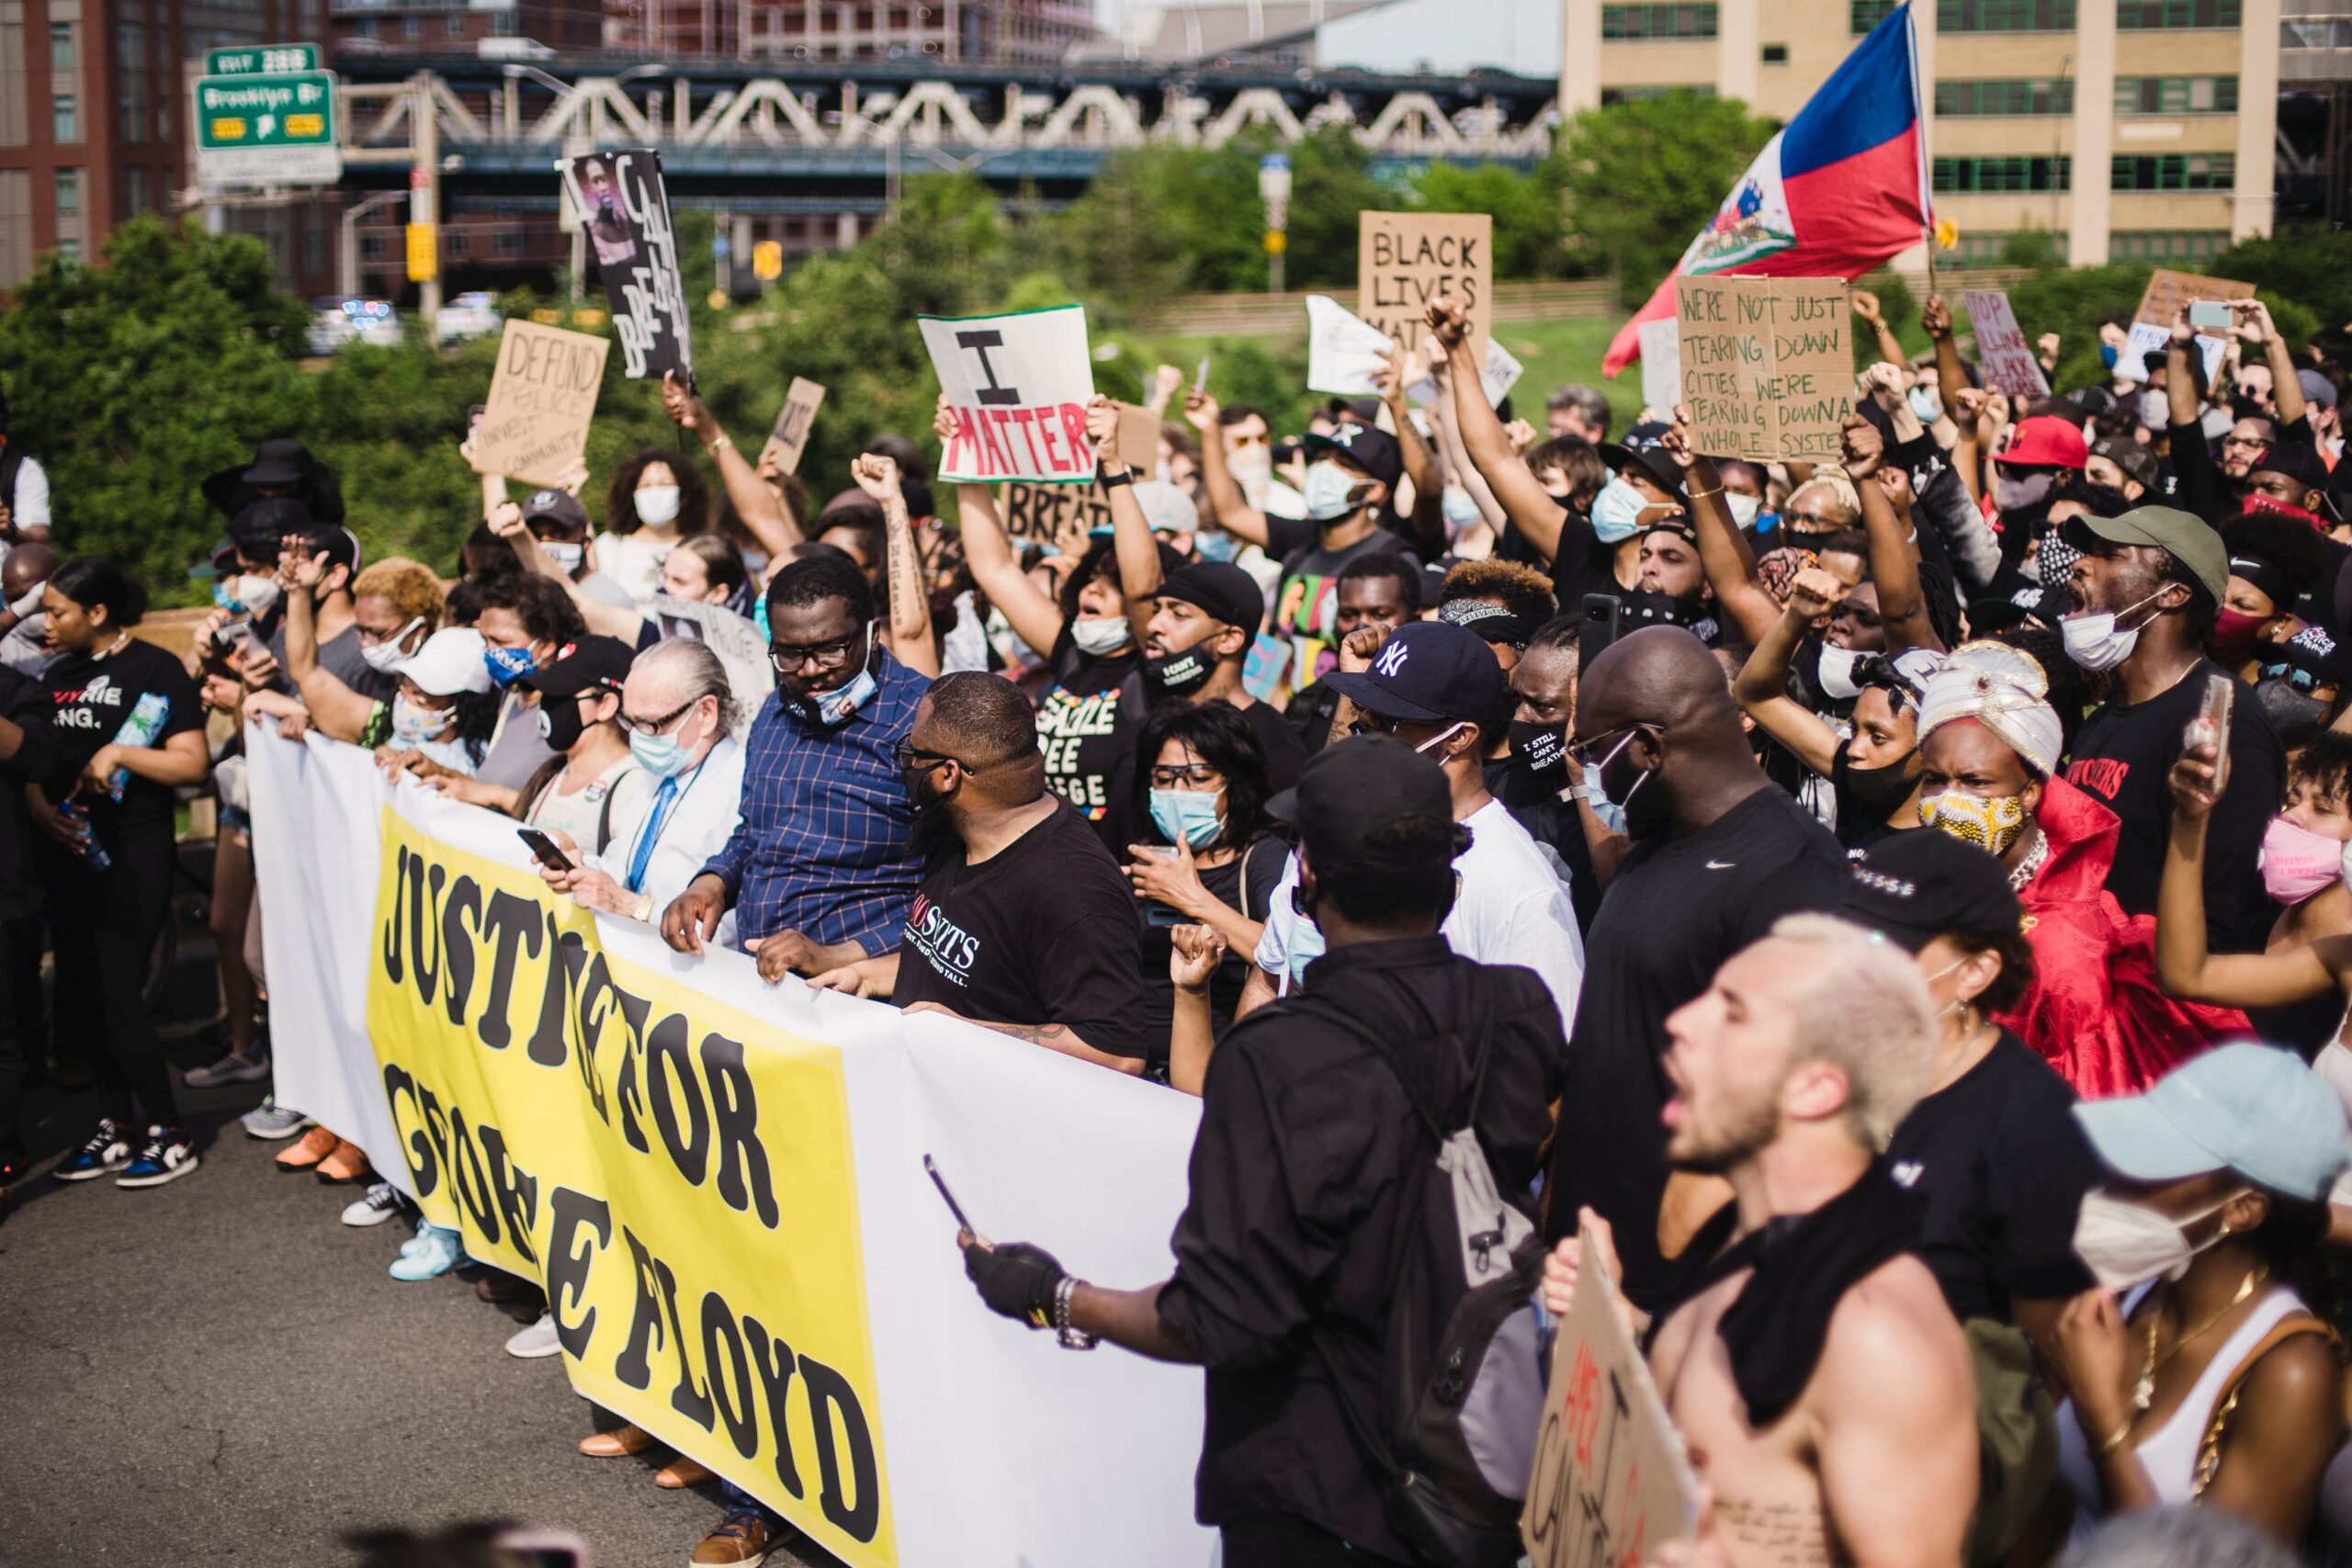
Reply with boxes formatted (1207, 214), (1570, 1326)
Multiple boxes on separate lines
(411, 72), (442, 320)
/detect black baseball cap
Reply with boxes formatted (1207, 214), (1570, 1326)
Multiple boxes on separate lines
(2089, 437), (2158, 491)
(519, 486), (591, 536)
(295, 523), (362, 581)
(1840, 829), (2023, 953)
(216, 497), (314, 571)
(516, 636), (634, 699)
(2253, 441), (2333, 500)
(1156, 561), (1263, 632)
(1266, 733), (1452, 865)
(1598, 421), (1686, 500)
(1320, 618), (1509, 727)
(1303, 423), (1403, 491)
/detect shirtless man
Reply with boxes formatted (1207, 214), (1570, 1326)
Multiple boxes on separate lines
(1546, 914), (1978, 1568)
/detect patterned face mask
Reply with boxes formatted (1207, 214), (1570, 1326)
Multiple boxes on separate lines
(1919, 788), (2027, 858)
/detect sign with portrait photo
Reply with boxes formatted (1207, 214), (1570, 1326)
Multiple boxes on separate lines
(556, 147), (693, 381)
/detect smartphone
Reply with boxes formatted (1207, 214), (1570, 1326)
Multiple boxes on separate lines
(2186, 672), (2234, 794)
(516, 828), (574, 872)
(468, 402), (487, 434)
(2188, 299), (2233, 332)
(1581, 592), (1626, 660)
(1144, 900), (1187, 928)
(923, 1154), (975, 1234)
(211, 622), (256, 658)
(1193, 357), (1210, 398)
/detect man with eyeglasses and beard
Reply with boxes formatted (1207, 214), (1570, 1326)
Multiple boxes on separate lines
(659, 555), (929, 979)
(806, 671), (1149, 1074)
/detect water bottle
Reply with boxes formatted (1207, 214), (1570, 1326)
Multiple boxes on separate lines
(104, 692), (172, 801)
(56, 799), (109, 872)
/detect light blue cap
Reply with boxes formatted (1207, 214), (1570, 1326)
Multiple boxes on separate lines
(2073, 1042), (2352, 1202)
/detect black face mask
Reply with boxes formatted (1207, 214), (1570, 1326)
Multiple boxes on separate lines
(2254, 679), (2332, 747)
(1146, 644), (1214, 694)
(1509, 719), (1567, 776)
(1832, 745), (1919, 820)
(537, 694), (590, 752)
(905, 764), (961, 859)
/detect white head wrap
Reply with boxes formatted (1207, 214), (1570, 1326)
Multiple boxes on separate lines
(1916, 639), (2064, 778)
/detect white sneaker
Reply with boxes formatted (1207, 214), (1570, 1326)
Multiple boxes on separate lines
(342, 1182), (404, 1227)
(505, 1311), (563, 1359)
(183, 1048), (270, 1088)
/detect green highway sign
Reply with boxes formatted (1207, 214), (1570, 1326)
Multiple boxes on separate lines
(194, 69), (341, 187)
(204, 43), (320, 77)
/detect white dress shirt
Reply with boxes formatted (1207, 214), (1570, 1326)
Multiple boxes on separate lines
(587, 731), (746, 947)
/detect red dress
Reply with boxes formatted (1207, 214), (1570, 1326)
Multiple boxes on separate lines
(1994, 777), (2251, 1099)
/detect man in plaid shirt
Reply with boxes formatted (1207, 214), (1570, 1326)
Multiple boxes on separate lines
(660, 555), (928, 971)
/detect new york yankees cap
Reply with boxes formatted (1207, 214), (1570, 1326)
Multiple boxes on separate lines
(1319, 618), (1509, 727)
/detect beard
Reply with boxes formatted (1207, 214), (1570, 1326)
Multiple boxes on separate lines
(1666, 1091), (1781, 1176)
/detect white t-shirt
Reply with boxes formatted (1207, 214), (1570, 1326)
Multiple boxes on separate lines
(526, 752), (651, 859)
(591, 528), (676, 606)
(1252, 797), (1585, 1030)
(6, 452), (51, 534)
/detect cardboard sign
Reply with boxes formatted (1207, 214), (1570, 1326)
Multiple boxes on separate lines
(2134, 267), (2254, 327)
(556, 148), (692, 380)
(1675, 276), (1852, 463)
(1962, 290), (2049, 402)
(467, 320), (609, 489)
(999, 479), (1113, 549)
(1359, 210), (1492, 366)
(1521, 1232), (1701, 1568)
(1306, 295), (1395, 397)
(1111, 400), (1161, 472)
(648, 594), (775, 705)
(767, 377), (826, 476)
(1638, 318), (1684, 419)
(922, 304), (1098, 485)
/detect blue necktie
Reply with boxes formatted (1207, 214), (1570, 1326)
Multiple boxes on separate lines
(626, 775), (680, 894)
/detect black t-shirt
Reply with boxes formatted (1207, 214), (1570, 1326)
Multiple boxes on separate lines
(1234, 697), (1307, 795)
(2065, 659), (2282, 952)
(1271, 525), (1419, 690)
(1545, 499), (1629, 621)
(1282, 677), (1344, 757)
(1035, 638), (1140, 855)
(1485, 754), (1601, 933)
(1545, 785), (1849, 1311)
(1884, 1030), (2099, 1324)
(893, 799), (1150, 1061)
(42, 639), (204, 840)
(1135, 831), (1291, 1053)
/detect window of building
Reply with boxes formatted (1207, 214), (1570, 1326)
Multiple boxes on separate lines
(49, 23), (74, 71)
(2110, 152), (2234, 189)
(496, 231), (524, 255)
(1949, 231), (2071, 265)
(448, 229), (469, 255)
(1761, 42), (1789, 62)
(351, 17), (379, 37)
(1939, 0), (2075, 28)
(445, 13), (465, 36)
(54, 168), (78, 214)
(2119, 0), (2239, 25)
(56, 238), (81, 263)
(119, 84), (145, 143)
(360, 233), (386, 261)
(1851, 0), (1900, 28)
(1600, 5), (1720, 39)
(124, 166), (148, 216)
(2113, 75), (2238, 113)
(2109, 231), (2230, 264)
(401, 15), (422, 38)
(1936, 79), (2075, 115)
(51, 96), (76, 143)
(1933, 155), (2072, 192)
(2284, 17), (2352, 47)
(1600, 84), (1719, 103)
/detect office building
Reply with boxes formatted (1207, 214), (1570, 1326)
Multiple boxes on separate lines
(740, 0), (1098, 63)
(334, 0), (604, 54)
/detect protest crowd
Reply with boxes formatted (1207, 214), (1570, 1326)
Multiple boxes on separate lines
(34, 85), (2352, 1568)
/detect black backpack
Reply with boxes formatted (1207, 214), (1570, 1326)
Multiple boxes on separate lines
(1273, 992), (1548, 1568)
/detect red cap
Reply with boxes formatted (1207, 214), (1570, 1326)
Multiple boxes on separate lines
(1994, 416), (2088, 470)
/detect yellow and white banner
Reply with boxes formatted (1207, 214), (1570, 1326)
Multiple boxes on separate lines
(247, 725), (1217, 1567)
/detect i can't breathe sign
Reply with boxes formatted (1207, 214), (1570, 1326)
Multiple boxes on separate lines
(921, 304), (1099, 485)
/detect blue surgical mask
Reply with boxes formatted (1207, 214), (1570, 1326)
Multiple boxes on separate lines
(628, 712), (704, 779)
(2100, 344), (2120, 371)
(1908, 386), (1941, 423)
(484, 646), (539, 689)
(1442, 486), (1484, 538)
(1149, 788), (1224, 848)
(1285, 903), (1327, 985)
(1301, 460), (1361, 523)
(1580, 729), (1646, 838)
(1194, 528), (1240, 562)
(1590, 477), (1648, 543)
(784, 625), (878, 728)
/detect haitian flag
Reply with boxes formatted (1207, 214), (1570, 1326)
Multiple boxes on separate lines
(1602, 2), (1930, 377)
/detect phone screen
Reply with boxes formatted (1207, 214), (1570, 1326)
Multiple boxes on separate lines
(517, 829), (574, 872)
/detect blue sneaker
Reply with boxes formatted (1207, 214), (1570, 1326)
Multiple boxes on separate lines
(390, 1223), (464, 1281)
(116, 1126), (200, 1189)
(53, 1119), (132, 1181)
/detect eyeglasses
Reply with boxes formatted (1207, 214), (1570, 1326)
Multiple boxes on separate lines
(769, 631), (865, 673)
(1564, 723), (1652, 773)
(1148, 763), (1224, 788)
(2222, 435), (2269, 452)
(1783, 509), (1845, 529)
(617, 697), (700, 738)
(1350, 710), (1407, 738)
(892, 741), (966, 774)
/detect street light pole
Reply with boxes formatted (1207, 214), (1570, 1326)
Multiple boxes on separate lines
(340, 188), (406, 300)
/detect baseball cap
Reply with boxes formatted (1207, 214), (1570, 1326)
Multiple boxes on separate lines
(1599, 421), (1687, 499)
(216, 497), (314, 571)
(1303, 423), (1403, 491)
(1265, 733), (1453, 866)
(296, 523), (362, 581)
(1994, 416), (2089, 470)
(1156, 561), (1263, 633)
(2088, 437), (2158, 491)
(391, 626), (492, 697)
(1131, 479), (1199, 536)
(2063, 505), (2229, 601)
(1839, 829), (2023, 953)
(2073, 1042), (2352, 1201)
(519, 486), (591, 536)
(2301, 369), (2339, 412)
(1319, 618), (1509, 728)
(2252, 440), (2332, 498)
(515, 636), (634, 699)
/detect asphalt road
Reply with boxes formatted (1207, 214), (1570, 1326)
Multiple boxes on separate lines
(0, 1043), (830, 1568)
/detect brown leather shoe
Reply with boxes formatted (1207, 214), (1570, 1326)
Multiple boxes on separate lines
(690, 1509), (770, 1566)
(656, 1456), (716, 1489)
(476, 1271), (543, 1307)
(314, 1138), (371, 1185)
(578, 1424), (659, 1459)
(274, 1123), (337, 1170)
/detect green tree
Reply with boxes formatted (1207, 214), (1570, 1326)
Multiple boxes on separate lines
(2212, 229), (2352, 337)
(1410, 161), (1571, 280)
(1558, 95), (1777, 308)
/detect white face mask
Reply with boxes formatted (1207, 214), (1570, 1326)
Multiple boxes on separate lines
(1590, 477), (1649, 543)
(1817, 642), (1864, 701)
(1069, 615), (1133, 658)
(359, 618), (424, 672)
(634, 485), (683, 526)
(538, 540), (584, 574)
(1726, 492), (1760, 529)
(2061, 588), (2168, 672)
(1908, 385), (1943, 423)
(2071, 1188), (2246, 1292)
(1228, 446), (1273, 505)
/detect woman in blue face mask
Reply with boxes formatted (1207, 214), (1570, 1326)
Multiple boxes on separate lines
(1122, 699), (1289, 1080)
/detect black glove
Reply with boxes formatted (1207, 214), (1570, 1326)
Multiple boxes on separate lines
(963, 1238), (1066, 1328)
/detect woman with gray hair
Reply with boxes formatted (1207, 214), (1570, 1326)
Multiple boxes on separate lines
(536, 636), (744, 941)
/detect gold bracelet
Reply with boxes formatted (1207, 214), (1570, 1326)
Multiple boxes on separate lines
(705, 434), (732, 456)
(2093, 1417), (2135, 1460)
(1685, 483), (1724, 501)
